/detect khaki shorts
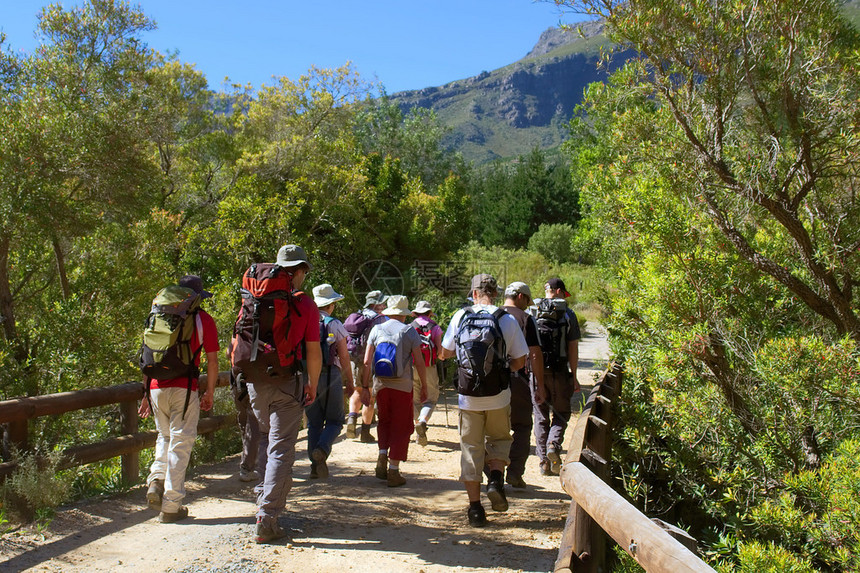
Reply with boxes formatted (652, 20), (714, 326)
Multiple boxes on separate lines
(458, 405), (512, 483)
(412, 363), (440, 404)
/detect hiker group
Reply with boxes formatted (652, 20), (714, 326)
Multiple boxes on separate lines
(136, 244), (581, 541)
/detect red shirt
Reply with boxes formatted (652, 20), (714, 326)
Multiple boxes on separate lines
(150, 310), (220, 391)
(286, 292), (321, 358)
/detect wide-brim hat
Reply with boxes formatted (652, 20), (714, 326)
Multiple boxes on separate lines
(276, 244), (313, 270)
(364, 290), (388, 308)
(412, 300), (433, 315)
(313, 283), (344, 307)
(382, 295), (410, 316)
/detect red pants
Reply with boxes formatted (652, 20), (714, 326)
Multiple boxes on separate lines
(376, 388), (414, 462)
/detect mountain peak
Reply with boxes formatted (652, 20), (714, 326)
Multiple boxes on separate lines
(524, 21), (606, 59)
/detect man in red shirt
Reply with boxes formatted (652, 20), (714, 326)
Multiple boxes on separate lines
(139, 275), (220, 523)
(246, 244), (321, 544)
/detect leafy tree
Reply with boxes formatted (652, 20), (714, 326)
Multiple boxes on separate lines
(473, 147), (580, 248)
(560, 0), (860, 567)
(194, 66), (473, 308)
(354, 95), (468, 190)
(0, 0), (163, 395)
(561, 0), (860, 339)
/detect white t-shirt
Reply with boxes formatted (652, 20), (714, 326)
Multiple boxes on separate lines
(441, 304), (529, 411)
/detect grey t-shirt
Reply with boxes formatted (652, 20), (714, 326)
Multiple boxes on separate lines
(367, 319), (422, 393)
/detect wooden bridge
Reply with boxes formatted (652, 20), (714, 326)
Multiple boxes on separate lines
(0, 326), (714, 572)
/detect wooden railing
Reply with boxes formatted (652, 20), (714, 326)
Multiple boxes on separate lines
(0, 372), (233, 484)
(554, 364), (715, 573)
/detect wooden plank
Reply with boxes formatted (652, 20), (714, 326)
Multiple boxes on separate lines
(0, 383), (144, 423)
(4, 419), (28, 454)
(0, 414), (234, 480)
(560, 462), (715, 573)
(0, 372), (232, 424)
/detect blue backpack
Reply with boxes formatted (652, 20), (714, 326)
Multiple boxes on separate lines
(371, 322), (408, 378)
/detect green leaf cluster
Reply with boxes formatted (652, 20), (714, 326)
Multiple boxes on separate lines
(561, 0), (860, 568)
(0, 0), (479, 503)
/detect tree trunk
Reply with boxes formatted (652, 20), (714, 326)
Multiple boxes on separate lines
(52, 236), (71, 300)
(700, 333), (764, 437)
(801, 425), (821, 470)
(0, 234), (19, 343)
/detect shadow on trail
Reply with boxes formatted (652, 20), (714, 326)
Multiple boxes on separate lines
(292, 519), (558, 571)
(286, 471), (565, 571)
(0, 499), (154, 572)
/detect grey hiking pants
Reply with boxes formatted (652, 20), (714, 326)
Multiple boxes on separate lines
(507, 370), (534, 478)
(247, 373), (304, 521)
(231, 377), (260, 474)
(533, 369), (574, 463)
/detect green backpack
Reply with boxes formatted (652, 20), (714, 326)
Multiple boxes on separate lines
(138, 285), (203, 415)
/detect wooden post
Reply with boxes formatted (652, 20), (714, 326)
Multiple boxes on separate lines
(4, 420), (28, 457)
(119, 400), (139, 485)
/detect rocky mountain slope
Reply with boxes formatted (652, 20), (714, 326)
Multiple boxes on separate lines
(391, 1), (860, 166)
(390, 21), (620, 164)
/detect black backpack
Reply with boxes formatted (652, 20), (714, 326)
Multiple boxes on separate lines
(534, 298), (569, 370)
(454, 308), (510, 397)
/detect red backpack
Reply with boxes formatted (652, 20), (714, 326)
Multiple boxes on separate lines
(230, 263), (303, 379)
(413, 321), (438, 367)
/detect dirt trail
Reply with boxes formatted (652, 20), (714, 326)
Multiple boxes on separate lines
(1, 324), (611, 573)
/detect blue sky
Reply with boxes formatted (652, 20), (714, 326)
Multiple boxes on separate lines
(1, 1), (583, 93)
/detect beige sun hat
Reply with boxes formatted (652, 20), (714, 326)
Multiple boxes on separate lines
(412, 300), (433, 315)
(382, 295), (411, 317)
(312, 284), (344, 308)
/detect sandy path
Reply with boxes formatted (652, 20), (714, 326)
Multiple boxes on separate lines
(1, 324), (610, 573)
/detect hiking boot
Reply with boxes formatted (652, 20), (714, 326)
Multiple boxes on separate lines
(346, 414), (358, 439)
(311, 448), (329, 479)
(486, 480), (509, 512)
(547, 446), (562, 475)
(255, 517), (288, 544)
(375, 453), (388, 480)
(506, 474), (527, 489)
(146, 478), (164, 511)
(239, 468), (260, 483)
(360, 424), (377, 443)
(415, 420), (428, 446)
(468, 504), (488, 527)
(387, 468), (406, 487)
(540, 460), (554, 476)
(309, 462), (319, 479)
(158, 506), (188, 523)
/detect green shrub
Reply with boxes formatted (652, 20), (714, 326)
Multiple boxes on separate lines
(735, 541), (815, 573)
(528, 223), (576, 264)
(4, 448), (72, 521)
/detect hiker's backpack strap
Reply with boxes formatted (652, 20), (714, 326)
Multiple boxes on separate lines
(182, 314), (206, 419)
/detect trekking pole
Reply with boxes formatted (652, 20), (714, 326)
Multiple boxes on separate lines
(438, 359), (450, 428)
